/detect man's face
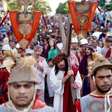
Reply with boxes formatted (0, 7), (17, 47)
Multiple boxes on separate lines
(80, 45), (86, 53)
(106, 41), (112, 47)
(18, 48), (25, 57)
(34, 47), (42, 57)
(70, 43), (78, 50)
(9, 82), (35, 108)
(49, 39), (55, 47)
(10, 42), (15, 48)
(91, 39), (97, 48)
(95, 68), (112, 94)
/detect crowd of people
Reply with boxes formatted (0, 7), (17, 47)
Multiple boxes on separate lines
(0, 2), (112, 112)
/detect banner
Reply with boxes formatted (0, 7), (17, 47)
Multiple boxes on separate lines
(68, 1), (97, 35)
(9, 11), (41, 44)
(7, 0), (42, 48)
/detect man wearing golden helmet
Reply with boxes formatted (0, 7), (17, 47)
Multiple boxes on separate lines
(0, 56), (54, 112)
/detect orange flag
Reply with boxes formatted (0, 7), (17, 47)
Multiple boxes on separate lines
(68, 1), (97, 34)
(9, 11), (41, 42)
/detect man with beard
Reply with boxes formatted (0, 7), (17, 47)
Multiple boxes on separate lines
(0, 56), (54, 112)
(49, 53), (76, 112)
(80, 58), (112, 112)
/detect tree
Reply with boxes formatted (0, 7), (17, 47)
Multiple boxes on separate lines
(34, 0), (51, 14)
(99, 0), (112, 10)
(2, 0), (51, 14)
(56, 2), (68, 14)
(104, 2), (112, 11)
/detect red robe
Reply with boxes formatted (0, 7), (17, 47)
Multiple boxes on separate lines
(105, 48), (112, 59)
(0, 67), (9, 104)
(33, 98), (46, 109)
(63, 66), (78, 112)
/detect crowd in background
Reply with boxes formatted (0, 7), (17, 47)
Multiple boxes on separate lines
(0, 3), (112, 112)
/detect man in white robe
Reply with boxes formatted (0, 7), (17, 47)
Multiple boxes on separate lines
(49, 53), (75, 112)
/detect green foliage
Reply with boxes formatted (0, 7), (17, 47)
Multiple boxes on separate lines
(34, 0), (51, 14)
(6, 0), (51, 14)
(7, 2), (20, 11)
(56, 2), (68, 14)
(99, 0), (105, 7)
(99, 0), (112, 10)
(104, 3), (112, 11)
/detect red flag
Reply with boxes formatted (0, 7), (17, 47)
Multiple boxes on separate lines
(68, 1), (97, 34)
(9, 11), (41, 42)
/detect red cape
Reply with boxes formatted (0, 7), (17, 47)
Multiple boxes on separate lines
(0, 67), (9, 104)
(63, 66), (78, 112)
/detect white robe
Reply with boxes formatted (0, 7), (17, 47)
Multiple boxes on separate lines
(49, 67), (64, 112)
(35, 56), (49, 101)
(47, 67), (54, 97)
(0, 103), (54, 112)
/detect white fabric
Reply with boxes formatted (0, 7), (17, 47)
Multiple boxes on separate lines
(47, 67), (54, 97)
(96, 46), (102, 54)
(32, 106), (54, 112)
(69, 50), (79, 66)
(3, 37), (9, 44)
(71, 37), (78, 43)
(35, 56), (49, 90)
(16, 43), (20, 49)
(104, 89), (112, 112)
(49, 67), (64, 112)
(35, 56), (49, 101)
(73, 71), (82, 99)
(101, 47), (108, 57)
(56, 42), (63, 50)
(92, 31), (102, 40)
(70, 71), (82, 101)
(25, 48), (34, 55)
(11, 48), (18, 57)
(80, 38), (88, 45)
(74, 71), (82, 88)
(2, 44), (11, 51)
(0, 104), (54, 112)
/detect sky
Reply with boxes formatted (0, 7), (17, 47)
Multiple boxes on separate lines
(47, 0), (67, 15)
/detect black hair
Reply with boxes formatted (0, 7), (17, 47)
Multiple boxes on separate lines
(93, 66), (112, 77)
(55, 57), (68, 75)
